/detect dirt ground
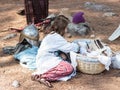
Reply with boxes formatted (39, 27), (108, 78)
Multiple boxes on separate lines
(0, 0), (120, 90)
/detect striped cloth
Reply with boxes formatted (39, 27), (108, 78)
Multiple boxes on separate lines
(33, 61), (74, 81)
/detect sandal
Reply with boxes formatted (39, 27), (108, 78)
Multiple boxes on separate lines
(31, 75), (53, 88)
(31, 75), (41, 81)
(38, 78), (53, 88)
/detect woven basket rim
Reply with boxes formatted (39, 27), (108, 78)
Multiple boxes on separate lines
(76, 54), (99, 62)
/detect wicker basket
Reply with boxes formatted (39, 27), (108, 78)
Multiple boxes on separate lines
(76, 54), (105, 74)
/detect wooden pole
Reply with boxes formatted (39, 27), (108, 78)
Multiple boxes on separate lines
(24, 0), (49, 24)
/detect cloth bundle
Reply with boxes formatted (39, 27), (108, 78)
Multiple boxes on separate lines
(111, 53), (120, 69)
(67, 22), (90, 36)
(78, 39), (112, 56)
(74, 39), (112, 70)
(14, 46), (38, 70)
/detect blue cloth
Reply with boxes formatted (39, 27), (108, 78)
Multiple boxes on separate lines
(14, 46), (38, 70)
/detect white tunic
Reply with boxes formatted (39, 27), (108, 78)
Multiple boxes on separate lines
(35, 32), (79, 74)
